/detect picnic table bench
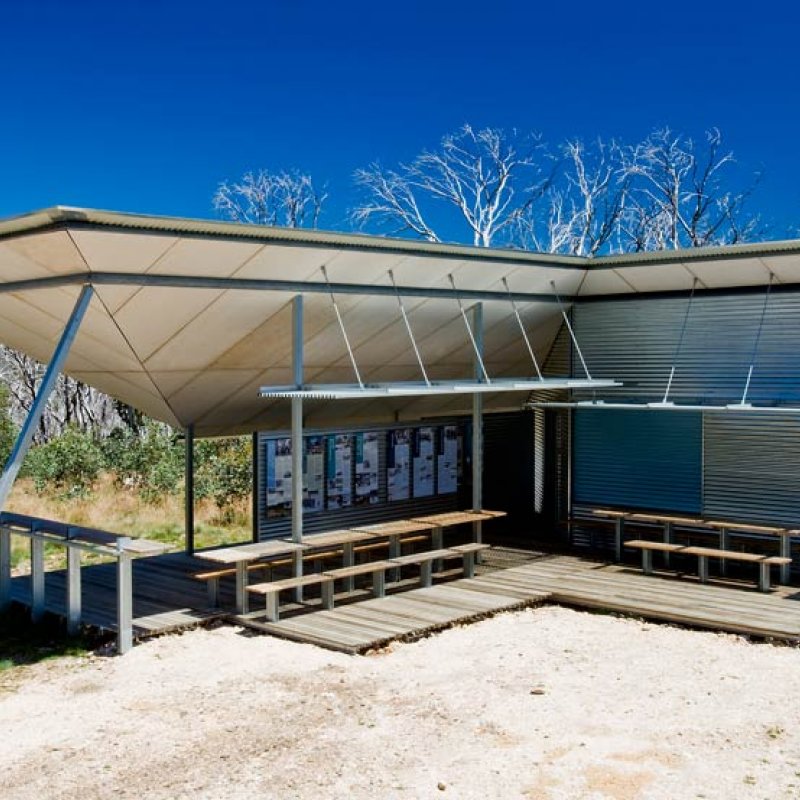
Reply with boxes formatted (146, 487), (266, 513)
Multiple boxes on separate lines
(625, 539), (791, 592)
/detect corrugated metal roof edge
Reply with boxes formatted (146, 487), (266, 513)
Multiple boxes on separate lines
(0, 206), (583, 270)
(2, 205), (800, 271)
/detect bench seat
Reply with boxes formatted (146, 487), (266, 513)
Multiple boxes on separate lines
(625, 539), (791, 591)
(247, 573), (334, 622)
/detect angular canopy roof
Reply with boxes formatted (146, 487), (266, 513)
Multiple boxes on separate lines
(0, 206), (797, 436)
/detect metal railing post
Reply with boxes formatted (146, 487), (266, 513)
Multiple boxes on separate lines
(116, 538), (133, 654)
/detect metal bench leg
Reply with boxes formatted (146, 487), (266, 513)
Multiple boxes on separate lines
(642, 549), (653, 576)
(343, 543), (355, 593)
(420, 561), (433, 588)
(265, 592), (279, 622)
(389, 536), (400, 583)
(321, 580), (334, 610)
(372, 570), (386, 598)
(759, 563), (770, 593)
(698, 555), (709, 584)
(719, 528), (729, 576)
(292, 551), (303, 604)
(116, 551), (133, 655)
(614, 518), (623, 562)
(663, 522), (673, 568)
(235, 561), (248, 614)
(780, 537), (791, 585)
(463, 552), (475, 579)
(207, 577), (220, 608)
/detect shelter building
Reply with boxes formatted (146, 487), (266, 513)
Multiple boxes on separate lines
(0, 206), (798, 557)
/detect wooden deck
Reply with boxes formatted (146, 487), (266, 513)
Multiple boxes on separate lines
(9, 551), (225, 638)
(9, 549), (800, 650)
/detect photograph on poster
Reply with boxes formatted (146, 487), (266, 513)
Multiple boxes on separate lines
(437, 424), (459, 495)
(387, 428), (411, 501)
(413, 426), (435, 497)
(355, 431), (380, 505)
(304, 436), (325, 513)
(327, 433), (353, 509)
(266, 437), (293, 518)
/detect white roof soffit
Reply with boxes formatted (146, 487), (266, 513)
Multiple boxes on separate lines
(0, 206), (799, 434)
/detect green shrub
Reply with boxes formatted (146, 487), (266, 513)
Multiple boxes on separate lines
(0, 385), (17, 466)
(25, 427), (104, 497)
(101, 422), (183, 502)
(194, 437), (252, 518)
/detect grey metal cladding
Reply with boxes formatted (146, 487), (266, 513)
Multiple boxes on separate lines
(571, 290), (800, 405)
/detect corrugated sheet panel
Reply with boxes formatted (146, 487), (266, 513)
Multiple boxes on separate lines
(572, 290), (800, 404)
(703, 413), (800, 527)
(573, 408), (702, 513)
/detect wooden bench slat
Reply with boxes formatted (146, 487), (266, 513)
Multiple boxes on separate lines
(388, 549), (455, 567)
(248, 574), (332, 594)
(449, 543), (492, 554)
(625, 539), (685, 552)
(323, 560), (394, 580)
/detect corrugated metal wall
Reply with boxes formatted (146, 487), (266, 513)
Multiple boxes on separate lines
(572, 290), (800, 404)
(703, 413), (800, 527)
(573, 408), (702, 513)
(568, 289), (800, 525)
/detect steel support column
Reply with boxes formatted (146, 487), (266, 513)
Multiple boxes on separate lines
(0, 526), (10, 612)
(471, 303), (484, 549)
(291, 295), (304, 601)
(116, 540), (133, 654)
(0, 284), (94, 510)
(185, 424), (195, 554)
(66, 544), (81, 635)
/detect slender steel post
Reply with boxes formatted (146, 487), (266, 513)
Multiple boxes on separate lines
(66, 544), (81, 635)
(0, 526), (10, 612)
(116, 542), (133, 655)
(185, 424), (195, 554)
(251, 431), (259, 543)
(471, 303), (484, 549)
(30, 531), (45, 622)
(0, 285), (94, 510)
(291, 296), (304, 601)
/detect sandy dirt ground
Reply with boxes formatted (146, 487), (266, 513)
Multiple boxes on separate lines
(1, 606), (800, 799)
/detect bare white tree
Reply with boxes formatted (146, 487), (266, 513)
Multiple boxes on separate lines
(619, 128), (762, 250)
(353, 125), (554, 247)
(214, 169), (327, 228)
(517, 138), (630, 256)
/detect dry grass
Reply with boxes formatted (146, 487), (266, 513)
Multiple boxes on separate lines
(6, 473), (251, 571)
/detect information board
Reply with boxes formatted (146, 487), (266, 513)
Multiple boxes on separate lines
(326, 433), (353, 509)
(412, 426), (435, 497)
(437, 424), (459, 495)
(387, 428), (411, 501)
(355, 431), (380, 505)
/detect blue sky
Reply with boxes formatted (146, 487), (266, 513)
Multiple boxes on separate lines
(1, 0), (799, 238)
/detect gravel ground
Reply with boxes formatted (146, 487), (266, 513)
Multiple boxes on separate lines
(1, 605), (799, 799)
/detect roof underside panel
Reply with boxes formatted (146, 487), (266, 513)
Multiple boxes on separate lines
(0, 208), (798, 435)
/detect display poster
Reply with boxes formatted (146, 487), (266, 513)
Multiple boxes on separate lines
(355, 431), (380, 505)
(437, 424), (459, 495)
(412, 426), (435, 497)
(326, 434), (353, 510)
(387, 428), (411, 501)
(266, 437), (293, 518)
(304, 436), (325, 513)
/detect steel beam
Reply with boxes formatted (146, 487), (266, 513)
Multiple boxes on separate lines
(30, 533), (45, 622)
(0, 284), (94, 510)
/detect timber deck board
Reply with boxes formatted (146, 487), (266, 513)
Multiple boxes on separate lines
(9, 548), (800, 650)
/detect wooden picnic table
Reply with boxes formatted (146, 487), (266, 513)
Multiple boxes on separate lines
(409, 509), (507, 568)
(298, 529), (379, 591)
(592, 508), (796, 583)
(196, 540), (306, 614)
(349, 520), (438, 579)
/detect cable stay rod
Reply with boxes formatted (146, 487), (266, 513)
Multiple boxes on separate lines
(738, 273), (774, 407)
(660, 277), (698, 404)
(550, 280), (592, 381)
(448, 274), (491, 384)
(388, 270), (431, 386)
(502, 276), (543, 380)
(320, 265), (364, 389)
